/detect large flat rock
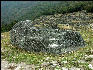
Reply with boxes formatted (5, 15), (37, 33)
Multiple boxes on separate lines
(10, 20), (85, 54)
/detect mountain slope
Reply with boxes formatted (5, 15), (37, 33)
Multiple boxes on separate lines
(1, 1), (93, 25)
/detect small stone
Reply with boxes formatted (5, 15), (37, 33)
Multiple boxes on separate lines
(90, 60), (93, 66)
(45, 57), (50, 61)
(69, 67), (81, 70)
(85, 55), (93, 61)
(41, 62), (50, 67)
(50, 61), (59, 67)
(88, 64), (93, 70)
(1, 60), (9, 69)
(15, 65), (22, 70)
(78, 60), (85, 63)
(1, 35), (4, 39)
(62, 67), (68, 70)
(86, 55), (93, 58)
(8, 63), (17, 68)
(62, 61), (68, 64)
(51, 61), (58, 66)
(91, 50), (93, 53)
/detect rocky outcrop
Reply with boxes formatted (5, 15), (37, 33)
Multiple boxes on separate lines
(10, 20), (85, 54)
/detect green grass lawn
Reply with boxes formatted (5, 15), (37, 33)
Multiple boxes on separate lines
(1, 27), (93, 70)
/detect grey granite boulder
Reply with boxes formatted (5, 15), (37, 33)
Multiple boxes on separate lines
(10, 20), (85, 54)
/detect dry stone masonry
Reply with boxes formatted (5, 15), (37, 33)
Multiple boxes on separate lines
(10, 19), (85, 54)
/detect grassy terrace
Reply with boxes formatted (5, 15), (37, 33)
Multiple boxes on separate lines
(1, 27), (93, 70)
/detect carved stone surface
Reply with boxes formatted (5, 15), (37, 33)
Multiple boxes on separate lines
(10, 20), (85, 54)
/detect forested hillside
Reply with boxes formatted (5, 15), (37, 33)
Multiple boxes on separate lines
(1, 1), (93, 70)
(1, 1), (93, 32)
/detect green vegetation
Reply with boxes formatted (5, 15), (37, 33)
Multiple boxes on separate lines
(1, 1), (93, 32)
(1, 1), (93, 69)
(1, 20), (18, 32)
(1, 26), (93, 69)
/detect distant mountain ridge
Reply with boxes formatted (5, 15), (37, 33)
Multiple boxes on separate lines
(1, 1), (93, 25)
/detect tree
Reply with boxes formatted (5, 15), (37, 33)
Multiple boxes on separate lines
(1, 20), (18, 32)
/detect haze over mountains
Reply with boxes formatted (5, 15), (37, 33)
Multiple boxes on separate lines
(1, 1), (93, 25)
(1, 1), (64, 24)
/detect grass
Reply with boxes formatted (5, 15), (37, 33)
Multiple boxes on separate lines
(1, 27), (93, 69)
